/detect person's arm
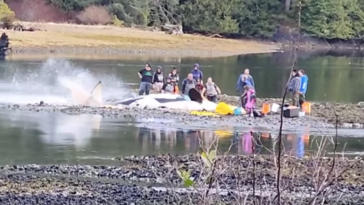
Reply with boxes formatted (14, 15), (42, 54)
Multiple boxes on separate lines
(215, 84), (221, 94)
(289, 78), (297, 91)
(176, 74), (179, 83)
(161, 83), (167, 93)
(152, 73), (157, 84)
(199, 70), (203, 80)
(181, 80), (186, 94)
(201, 85), (206, 96)
(138, 70), (143, 79)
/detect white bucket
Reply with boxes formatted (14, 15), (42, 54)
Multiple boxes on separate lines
(271, 103), (280, 112)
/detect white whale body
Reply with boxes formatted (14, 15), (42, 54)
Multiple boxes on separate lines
(66, 81), (218, 111)
(114, 93), (218, 111)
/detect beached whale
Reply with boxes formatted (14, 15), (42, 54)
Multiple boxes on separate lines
(113, 93), (218, 111)
(66, 81), (219, 111)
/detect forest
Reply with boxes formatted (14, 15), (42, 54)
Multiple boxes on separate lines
(1, 0), (364, 41)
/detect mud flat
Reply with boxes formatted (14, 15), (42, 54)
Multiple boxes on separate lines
(1, 154), (364, 204)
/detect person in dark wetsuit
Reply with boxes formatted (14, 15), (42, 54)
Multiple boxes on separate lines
(138, 63), (153, 95)
(161, 77), (175, 94)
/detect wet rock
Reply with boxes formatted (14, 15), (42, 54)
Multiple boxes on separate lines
(2, 154), (364, 204)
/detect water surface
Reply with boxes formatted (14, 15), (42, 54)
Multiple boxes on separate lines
(0, 110), (363, 165)
(0, 51), (364, 165)
(0, 50), (364, 104)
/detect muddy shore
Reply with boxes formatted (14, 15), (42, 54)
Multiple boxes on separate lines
(1, 154), (363, 204)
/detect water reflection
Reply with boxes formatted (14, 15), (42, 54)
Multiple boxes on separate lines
(0, 109), (363, 165)
(134, 127), (312, 158)
(3, 111), (102, 147)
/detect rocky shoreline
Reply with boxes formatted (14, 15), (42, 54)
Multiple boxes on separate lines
(1, 95), (364, 131)
(0, 154), (363, 204)
(8, 46), (255, 58)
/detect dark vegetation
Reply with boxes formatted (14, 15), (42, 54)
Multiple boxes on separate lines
(2, 0), (364, 44)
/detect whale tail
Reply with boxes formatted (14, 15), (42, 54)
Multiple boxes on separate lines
(67, 80), (103, 106)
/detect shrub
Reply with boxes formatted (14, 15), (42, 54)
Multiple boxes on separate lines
(76, 5), (112, 25)
(112, 15), (123, 27)
(0, 0), (15, 28)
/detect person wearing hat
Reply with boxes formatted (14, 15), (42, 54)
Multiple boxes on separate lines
(190, 63), (203, 84)
(161, 77), (176, 94)
(152, 66), (164, 93)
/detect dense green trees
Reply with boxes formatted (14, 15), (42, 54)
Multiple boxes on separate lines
(4, 0), (364, 40)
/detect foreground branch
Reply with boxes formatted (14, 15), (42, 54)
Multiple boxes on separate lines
(275, 1), (302, 204)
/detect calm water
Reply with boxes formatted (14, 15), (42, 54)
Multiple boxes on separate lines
(0, 110), (363, 165)
(0, 50), (364, 165)
(0, 50), (364, 103)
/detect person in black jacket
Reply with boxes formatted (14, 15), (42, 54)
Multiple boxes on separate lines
(152, 66), (164, 93)
(137, 63), (153, 95)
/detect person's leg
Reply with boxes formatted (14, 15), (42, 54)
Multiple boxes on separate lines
(207, 96), (213, 102)
(292, 92), (299, 107)
(145, 82), (152, 95)
(158, 82), (163, 93)
(139, 82), (146, 95)
(299, 93), (306, 108)
(212, 95), (217, 103)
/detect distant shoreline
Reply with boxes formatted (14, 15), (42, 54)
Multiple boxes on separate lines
(1, 22), (279, 58)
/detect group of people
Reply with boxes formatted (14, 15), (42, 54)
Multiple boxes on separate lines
(287, 69), (309, 108)
(235, 68), (256, 113)
(138, 63), (222, 103)
(138, 62), (309, 109)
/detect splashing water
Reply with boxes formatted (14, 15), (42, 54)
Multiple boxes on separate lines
(0, 59), (130, 105)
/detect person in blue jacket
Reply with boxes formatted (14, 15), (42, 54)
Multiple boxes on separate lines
(298, 69), (308, 108)
(191, 63), (203, 83)
(236, 68), (255, 95)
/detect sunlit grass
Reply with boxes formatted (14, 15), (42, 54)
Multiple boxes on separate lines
(2, 22), (279, 57)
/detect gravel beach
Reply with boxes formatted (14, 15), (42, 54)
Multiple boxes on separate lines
(0, 154), (363, 204)
(1, 95), (363, 132)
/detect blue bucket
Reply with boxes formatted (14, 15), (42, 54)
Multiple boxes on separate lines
(234, 107), (242, 115)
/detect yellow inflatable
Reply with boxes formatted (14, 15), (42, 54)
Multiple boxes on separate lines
(215, 102), (244, 115)
(190, 111), (219, 117)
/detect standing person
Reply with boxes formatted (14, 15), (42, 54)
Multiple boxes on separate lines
(202, 77), (221, 103)
(181, 73), (196, 96)
(191, 63), (203, 83)
(161, 77), (175, 94)
(298, 69), (308, 108)
(236, 68), (255, 95)
(240, 75), (255, 108)
(168, 67), (180, 84)
(169, 67), (180, 93)
(152, 66), (164, 93)
(287, 69), (301, 107)
(138, 63), (153, 95)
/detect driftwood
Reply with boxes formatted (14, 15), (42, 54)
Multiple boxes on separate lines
(0, 23), (38, 32)
(161, 24), (183, 35)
